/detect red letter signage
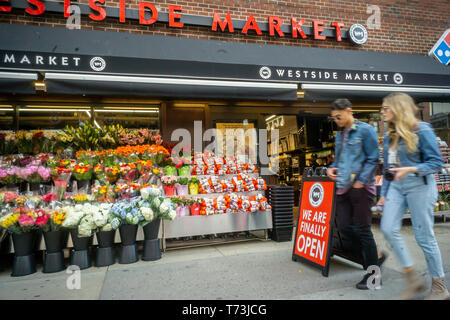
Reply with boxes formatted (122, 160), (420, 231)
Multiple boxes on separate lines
(0, 0), (12, 12)
(64, 0), (70, 17)
(169, 5), (183, 28)
(269, 16), (284, 37)
(291, 18), (307, 39)
(139, 2), (158, 25)
(25, 0), (45, 15)
(212, 11), (234, 33)
(242, 14), (262, 35)
(119, 0), (125, 23)
(331, 22), (344, 42)
(313, 20), (326, 40)
(89, 0), (106, 21)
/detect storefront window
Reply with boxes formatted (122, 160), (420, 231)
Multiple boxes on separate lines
(18, 105), (91, 130)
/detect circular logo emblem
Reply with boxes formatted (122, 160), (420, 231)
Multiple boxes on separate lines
(259, 66), (272, 79)
(90, 57), (106, 72)
(349, 24), (368, 45)
(309, 183), (325, 208)
(393, 73), (404, 85)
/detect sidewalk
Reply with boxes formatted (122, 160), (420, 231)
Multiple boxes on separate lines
(0, 222), (449, 300)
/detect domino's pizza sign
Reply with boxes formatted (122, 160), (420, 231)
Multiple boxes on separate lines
(429, 29), (450, 65)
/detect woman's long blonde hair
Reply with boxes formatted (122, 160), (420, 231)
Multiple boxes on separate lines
(383, 92), (419, 153)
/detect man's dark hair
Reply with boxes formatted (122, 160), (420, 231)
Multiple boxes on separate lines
(331, 98), (352, 110)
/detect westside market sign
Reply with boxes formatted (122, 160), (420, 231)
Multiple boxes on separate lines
(1, 0), (368, 44)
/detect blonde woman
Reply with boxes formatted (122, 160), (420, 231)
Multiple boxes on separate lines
(377, 92), (449, 300)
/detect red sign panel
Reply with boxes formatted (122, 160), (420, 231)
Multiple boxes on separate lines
(293, 178), (336, 276)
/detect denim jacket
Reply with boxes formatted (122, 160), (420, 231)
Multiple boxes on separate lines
(380, 122), (444, 197)
(329, 120), (379, 189)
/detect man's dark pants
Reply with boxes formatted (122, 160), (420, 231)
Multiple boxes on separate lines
(335, 188), (378, 268)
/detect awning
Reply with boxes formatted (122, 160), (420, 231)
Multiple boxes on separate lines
(1, 23), (449, 102)
(0, 71), (38, 95)
(44, 73), (299, 101)
(301, 84), (450, 102)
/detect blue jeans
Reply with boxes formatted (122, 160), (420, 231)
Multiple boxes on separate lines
(381, 174), (445, 279)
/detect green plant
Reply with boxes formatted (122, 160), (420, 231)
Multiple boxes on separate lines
(189, 177), (199, 184)
(177, 177), (189, 185)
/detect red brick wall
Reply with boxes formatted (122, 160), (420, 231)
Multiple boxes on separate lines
(1, 0), (449, 55)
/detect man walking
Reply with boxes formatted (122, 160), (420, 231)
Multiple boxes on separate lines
(326, 98), (386, 289)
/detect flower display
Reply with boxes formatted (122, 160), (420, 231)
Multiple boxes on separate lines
(92, 184), (116, 203)
(0, 208), (37, 234)
(140, 185), (162, 200)
(72, 163), (93, 181)
(92, 203), (116, 232)
(110, 197), (144, 226)
(0, 167), (22, 184)
(114, 182), (141, 200)
(93, 164), (108, 185)
(19, 166), (51, 183)
(36, 208), (67, 232)
(120, 163), (138, 181)
(105, 165), (120, 183)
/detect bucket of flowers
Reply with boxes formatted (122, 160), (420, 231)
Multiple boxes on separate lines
(93, 164), (108, 185)
(114, 182), (141, 200)
(21, 166), (51, 194)
(93, 202), (117, 267)
(36, 207), (69, 273)
(110, 197), (145, 264)
(0, 206), (38, 276)
(92, 184), (116, 203)
(0, 166), (22, 190)
(120, 162), (138, 182)
(72, 163), (93, 190)
(105, 165), (120, 184)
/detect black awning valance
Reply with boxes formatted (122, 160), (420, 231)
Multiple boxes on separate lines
(45, 75), (298, 101)
(0, 72), (38, 95)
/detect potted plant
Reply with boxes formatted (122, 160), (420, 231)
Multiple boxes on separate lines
(92, 203), (117, 267)
(162, 157), (177, 176)
(175, 159), (191, 176)
(188, 177), (200, 195)
(0, 207), (38, 276)
(189, 198), (202, 216)
(175, 177), (189, 196)
(161, 175), (177, 196)
(37, 208), (69, 273)
(172, 197), (190, 217)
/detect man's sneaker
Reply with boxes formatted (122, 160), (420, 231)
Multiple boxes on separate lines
(377, 251), (388, 268)
(356, 273), (382, 290)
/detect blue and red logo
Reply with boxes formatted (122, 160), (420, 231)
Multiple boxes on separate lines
(429, 29), (450, 65)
